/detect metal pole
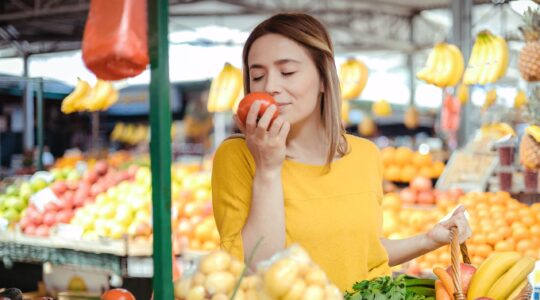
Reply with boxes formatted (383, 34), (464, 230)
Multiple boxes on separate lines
(148, 0), (173, 298)
(408, 15), (416, 106)
(22, 54), (34, 152)
(37, 78), (44, 171)
(452, 0), (473, 147)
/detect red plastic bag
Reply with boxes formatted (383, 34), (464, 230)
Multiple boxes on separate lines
(82, 0), (149, 81)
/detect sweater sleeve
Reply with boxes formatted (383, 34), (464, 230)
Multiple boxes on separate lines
(211, 137), (255, 261)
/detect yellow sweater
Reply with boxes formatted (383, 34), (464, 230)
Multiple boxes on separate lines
(211, 134), (391, 291)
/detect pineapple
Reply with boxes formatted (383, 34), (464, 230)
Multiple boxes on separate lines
(520, 84), (540, 170)
(518, 7), (540, 82)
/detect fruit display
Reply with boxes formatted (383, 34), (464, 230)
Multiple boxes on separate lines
(0, 175), (50, 224)
(345, 274), (435, 300)
(518, 7), (540, 82)
(207, 62), (243, 113)
(520, 85), (540, 171)
(463, 30), (509, 85)
(339, 58), (368, 101)
(416, 42), (464, 88)
(61, 79), (119, 114)
(383, 191), (540, 271)
(433, 251), (534, 300)
(381, 147), (445, 183)
(21, 161), (133, 237)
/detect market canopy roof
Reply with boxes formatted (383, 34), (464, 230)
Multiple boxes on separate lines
(0, 0), (496, 59)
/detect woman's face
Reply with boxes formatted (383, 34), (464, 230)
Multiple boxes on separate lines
(247, 33), (323, 125)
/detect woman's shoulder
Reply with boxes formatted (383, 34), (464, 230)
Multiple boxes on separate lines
(213, 134), (253, 165)
(345, 134), (380, 155)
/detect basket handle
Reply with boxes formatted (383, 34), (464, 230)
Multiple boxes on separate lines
(450, 226), (469, 300)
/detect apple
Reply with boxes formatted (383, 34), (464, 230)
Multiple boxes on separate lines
(44, 202), (59, 213)
(30, 178), (48, 192)
(19, 182), (33, 200)
(43, 211), (56, 227)
(5, 185), (18, 196)
(3, 208), (20, 222)
(73, 193), (86, 207)
(19, 216), (31, 229)
(55, 210), (73, 224)
(446, 263), (477, 294)
(24, 224), (37, 235)
(50, 181), (68, 196)
(35, 224), (49, 237)
(94, 161), (109, 176)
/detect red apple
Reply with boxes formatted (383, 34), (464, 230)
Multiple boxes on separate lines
(35, 224), (49, 237)
(73, 192), (86, 207)
(27, 209), (43, 225)
(83, 171), (99, 184)
(417, 191), (435, 205)
(50, 181), (68, 196)
(44, 202), (59, 213)
(24, 224), (37, 236)
(55, 210), (73, 224)
(65, 179), (79, 191)
(94, 161), (109, 176)
(446, 263), (477, 294)
(43, 211), (56, 227)
(19, 216), (31, 229)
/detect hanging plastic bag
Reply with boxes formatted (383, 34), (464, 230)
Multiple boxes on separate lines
(82, 0), (149, 81)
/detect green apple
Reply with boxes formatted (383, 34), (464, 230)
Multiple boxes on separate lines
(66, 170), (80, 181)
(3, 208), (20, 222)
(5, 185), (18, 196)
(30, 178), (48, 192)
(109, 223), (126, 239)
(19, 182), (33, 201)
(50, 169), (63, 180)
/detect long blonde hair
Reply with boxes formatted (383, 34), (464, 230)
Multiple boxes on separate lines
(242, 13), (348, 168)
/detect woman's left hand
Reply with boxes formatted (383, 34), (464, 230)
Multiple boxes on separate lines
(425, 205), (472, 248)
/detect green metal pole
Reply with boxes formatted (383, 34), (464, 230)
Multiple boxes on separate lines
(148, 0), (173, 299)
(36, 78), (44, 171)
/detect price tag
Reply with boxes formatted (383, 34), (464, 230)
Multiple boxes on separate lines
(30, 187), (60, 213)
(0, 217), (8, 232)
(54, 223), (84, 240)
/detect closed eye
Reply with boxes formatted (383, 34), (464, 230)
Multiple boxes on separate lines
(282, 72), (295, 76)
(252, 76), (263, 81)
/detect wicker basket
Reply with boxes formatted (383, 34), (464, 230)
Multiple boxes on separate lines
(448, 226), (533, 300)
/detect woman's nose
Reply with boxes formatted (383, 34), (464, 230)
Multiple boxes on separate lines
(264, 71), (281, 96)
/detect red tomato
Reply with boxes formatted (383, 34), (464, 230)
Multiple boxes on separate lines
(101, 289), (136, 300)
(237, 92), (278, 126)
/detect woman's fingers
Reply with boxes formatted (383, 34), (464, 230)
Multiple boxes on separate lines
(269, 116), (285, 136)
(245, 101), (262, 133)
(278, 121), (291, 140)
(234, 115), (246, 133)
(256, 105), (277, 132)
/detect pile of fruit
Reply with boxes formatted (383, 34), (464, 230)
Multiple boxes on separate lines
(382, 191), (540, 272)
(0, 176), (50, 225)
(175, 245), (343, 300)
(433, 252), (534, 300)
(397, 177), (464, 206)
(381, 147), (445, 183)
(21, 162), (134, 237)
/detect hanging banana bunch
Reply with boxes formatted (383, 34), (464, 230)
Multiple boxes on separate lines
(61, 79), (119, 114)
(110, 123), (150, 145)
(456, 84), (469, 104)
(463, 30), (509, 85)
(207, 63), (243, 113)
(483, 88), (497, 110)
(514, 90), (527, 109)
(416, 43), (464, 88)
(339, 58), (369, 101)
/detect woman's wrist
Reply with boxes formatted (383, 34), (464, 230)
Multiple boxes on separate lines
(254, 167), (282, 182)
(422, 231), (445, 251)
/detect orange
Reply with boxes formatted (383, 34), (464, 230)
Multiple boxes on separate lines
(419, 166), (433, 179)
(467, 244), (477, 256)
(472, 233), (488, 244)
(524, 249), (539, 260)
(478, 210), (490, 219)
(489, 204), (505, 214)
(476, 202), (489, 213)
(412, 152), (433, 167)
(531, 202), (540, 213)
(384, 164), (402, 182)
(472, 255), (484, 266)
(439, 252), (451, 265)
(518, 207), (532, 217)
(522, 215), (536, 226)
(395, 147), (414, 166)
(513, 226), (530, 241)
(530, 224), (540, 237)
(476, 244), (493, 258)
(431, 161), (445, 178)
(494, 240), (514, 252)
(497, 226), (512, 239)
(516, 239), (534, 253)
(487, 232), (500, 245)
(505, 211), (519, 223)
(381, 147), (396, 166)
(188, 238), (201, 250)
(424, 252), (438, 263)
(511, 221), (527, 231)
(400, 165), (418, 183)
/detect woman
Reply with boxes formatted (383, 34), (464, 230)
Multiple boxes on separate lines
(211, 13), (471, 291)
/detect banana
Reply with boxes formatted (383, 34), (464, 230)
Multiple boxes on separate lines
(478, 33), (495, 85)
(417, 45), (440, 85)
(506, 279), (529, 300)
(514, 90), (527, 109)
(483, 89), (497, 110)
(339, 59), (369, 100)
(486, 256), (535, 300)
(433, 44), (453, 87)
(457, 84), (469, 104)
(61, 78), (90, 114)
(110, 123), (124, 141)
(86, 80), (113, 112)
(463, 34), (483, 85)
(207, 63), (242, 112)
(525, 125), (540, 142)
(492, 35), (509, 82)
(446, 44), (465, 86)
(101, 87), (119, 111)
(466, 252), (521, 300)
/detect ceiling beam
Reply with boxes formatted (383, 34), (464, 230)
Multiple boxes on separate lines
(0, 2), (89, 22)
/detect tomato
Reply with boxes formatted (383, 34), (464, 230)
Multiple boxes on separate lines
(101, 289), (136, 300)
(237, 92), (278, 126)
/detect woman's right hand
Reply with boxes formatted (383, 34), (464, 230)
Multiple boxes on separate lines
(235, 101), (290, 175)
